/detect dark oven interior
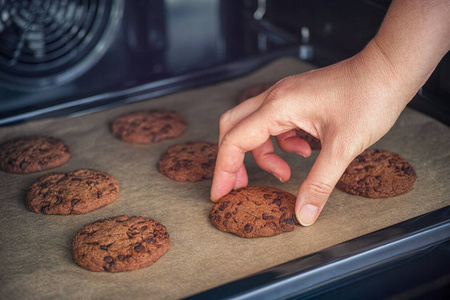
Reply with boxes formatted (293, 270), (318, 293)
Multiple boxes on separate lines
(0, 0), (448, 126)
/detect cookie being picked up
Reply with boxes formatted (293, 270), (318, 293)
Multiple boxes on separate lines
(210, 186), (298, 238)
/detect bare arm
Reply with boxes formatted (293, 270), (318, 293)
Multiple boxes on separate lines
(211, 0), (450, 226)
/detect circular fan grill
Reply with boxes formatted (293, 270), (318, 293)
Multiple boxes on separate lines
(0, 0), (123, 89)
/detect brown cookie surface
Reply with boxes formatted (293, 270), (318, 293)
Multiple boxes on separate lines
(0, 136), (71, 174)
(111, 110), (187, 144)
(238, 83), (273, 103)
(296, 129), (321, 150)
(336, 149), (417, 198)
(26, 169), (119, 215)
(158, 141), (218, 181)
(210, 186), (298, 238)
(72, 215), (170, 272)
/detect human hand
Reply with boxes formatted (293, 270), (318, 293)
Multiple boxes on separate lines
(210, 40), (415, 226)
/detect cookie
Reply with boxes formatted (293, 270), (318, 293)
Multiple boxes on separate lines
(336, 149), (417, 198)
(0, 136), (70, 174)
(238, 83), (273, 103)
(209, 186), (298, 238)
(158, 141), (218, 181)
(26, 169), (119, 215)
(72, 215), (170, 272)
(297, 129), (321, 150)
(111, 110), (187, 144)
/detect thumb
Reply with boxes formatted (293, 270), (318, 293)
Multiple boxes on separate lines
(295, 145), (356, 226)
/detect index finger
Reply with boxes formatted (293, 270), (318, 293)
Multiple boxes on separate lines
(210, 106), (276, 201)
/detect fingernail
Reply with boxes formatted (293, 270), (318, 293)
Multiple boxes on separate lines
(272, 173), (284, 182)
(297, 152), (306, 158)
(297, 204), (319, 226)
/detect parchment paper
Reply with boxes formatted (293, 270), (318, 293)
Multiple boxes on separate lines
(0, 57), (449, 300)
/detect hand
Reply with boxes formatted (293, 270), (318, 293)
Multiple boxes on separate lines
(210, 40), (414, 226)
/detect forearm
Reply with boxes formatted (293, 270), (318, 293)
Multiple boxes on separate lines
(370, 0), (450, 97)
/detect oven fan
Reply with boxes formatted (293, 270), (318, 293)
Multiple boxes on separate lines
(0, 0), (123, 90)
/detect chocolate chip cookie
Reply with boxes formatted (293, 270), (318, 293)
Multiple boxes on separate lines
(238, 83), (273, 103)
(336, 149), (417, 198)
(111, 110), (187, 144)
(297, 129), (321, 150)
(210, 186), (298, 238)
(26, 169), (119, 215)
(72, 215), (170, 272)
(0, 136), (71, 174)
(158, 141), (218, 181)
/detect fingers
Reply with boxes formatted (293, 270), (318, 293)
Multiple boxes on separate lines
(251, 138), (291, 182)
(211, 104), (279, 201)
(276, 130), (312, 158)
(295, 144), (356, 226)
(218, 91), (268, 144)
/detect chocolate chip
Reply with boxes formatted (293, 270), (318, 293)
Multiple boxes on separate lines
(104, 256), (114, 263)
(201, 163), (211, 169)
(263, 194), (272, 199)
(272, 198), (281, 206)
(244, 224), (253, 232)
(38, 161), (47, 169)
(71, 198), (80, 206)
(41, 205), (49, 213)
(403, 166), (414, 175)
(117, 255), (125, 261)
(97, 191), (102, 198)
(357, 179), (365, 186)
(20, 161), (29, 170)
(225, 212), (232, 219)
(55, 196), (63, 205)
(160, 124), (172, 134)
(280, 207), (287, 212)
(134, 243), (145, 252)
(285, 218), (294, 225)
(100, 243), (113, 251)
(146, 237), (155, 244)
(262, 213), (273, 220)
(71, 177), (82, 181)
(375, 176), (382, 181)
(219, 203), (228, 211)
(223, 220), (228, 227)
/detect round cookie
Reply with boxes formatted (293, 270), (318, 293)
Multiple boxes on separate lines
(0, 136), (70, 174)
(336, 149), (417, 198)
(158, 141), (218, 181)
(238, 83), (273, 103)
(72, 215), (170, 272)
(209, 186), (298, 238)
(26, 169), (119, 215)
(111, 110), (187, 144)
(297, 129), (321, 150)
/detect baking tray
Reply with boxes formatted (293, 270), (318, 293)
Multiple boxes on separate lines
(0, 57), (449, 299)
